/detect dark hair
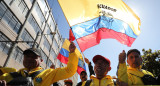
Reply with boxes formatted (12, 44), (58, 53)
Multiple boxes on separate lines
(80, 71), (87, 75)
(127, 49), (140, 57)
(65, 82), (72, 85)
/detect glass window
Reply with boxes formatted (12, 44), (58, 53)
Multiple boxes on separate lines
(48, 16), (56, 32)
(34, 3), (45, 27)
(21, 29), (34, 47)
(41, 49), (47, 64)
(46, 24), (53, 40)
(0, 32), (13, 54)
(43, 37), (50, 51)
(28, 15), (42, 34)
(30, 0), (33, 3)
(39, 0), (49, 18)
(52, 39), (59, 53)
(13, 47), (23, 63)
(15, 0), (29, 16)
(0, 2), (7, 18)
(3, 10), (12, 24)
(50, 49), (57, 59)
(0, 2), (22, 33)
(8, 16), (17, 30)
(47, 59), (52, 67)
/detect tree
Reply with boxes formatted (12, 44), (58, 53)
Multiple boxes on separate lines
(141, 48), (160, 77)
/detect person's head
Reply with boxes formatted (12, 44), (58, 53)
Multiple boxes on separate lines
(23, 48), (43, 70)
(127, 49), (142, 68)
(93, 55), (111, 79)
(50, 64), (55, 69)
(64, 80), (73, 86)
(80, 71), (87, 82)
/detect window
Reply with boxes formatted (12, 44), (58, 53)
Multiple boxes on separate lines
(41, 50), (48, 64)
(47, 59), (52, 67)
(15, 0), (29, 16)
(43, 37), (50, 51)
(52, 39), (59, 53)
(0, 2), (7, 19)
(46, 24), (53, 40)
(50, 49), (57, 59)
(28, 15), (42, 33)
(21, 29), (34, 47)
(13, 47), (23, 63)
(48, 16), (56, 32)
(0, 32), (13, 54)
(34, 3), (45, 27)
(39, 0), (49, 18)
(30, 0), (33, 3)
(0, 2), (22, 33)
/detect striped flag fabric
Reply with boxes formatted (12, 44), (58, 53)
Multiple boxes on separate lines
(57, 39), (86, 74)
(58, 0), (141, 52)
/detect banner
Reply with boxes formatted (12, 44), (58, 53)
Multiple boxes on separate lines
(59, 0), (141, 52)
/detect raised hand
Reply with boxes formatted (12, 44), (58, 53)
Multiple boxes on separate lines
(84, 58), (90, 64)
(69, 42), (76, 53)
(119, 50), (126, 63)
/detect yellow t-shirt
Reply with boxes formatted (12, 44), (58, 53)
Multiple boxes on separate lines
(82, 75), (114, 86)
(118, 63), (154, 85)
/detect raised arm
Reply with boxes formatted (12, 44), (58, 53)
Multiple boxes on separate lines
(117, 50), (128, 83)
(84, 58), (95, 76)
(51, 42), (78, 82)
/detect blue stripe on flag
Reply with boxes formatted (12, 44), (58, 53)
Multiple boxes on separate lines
(72, 16), (137, 39)
(59, 48), (69, 58)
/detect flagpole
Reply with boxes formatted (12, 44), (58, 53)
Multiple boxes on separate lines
(69, 28), (87, 64)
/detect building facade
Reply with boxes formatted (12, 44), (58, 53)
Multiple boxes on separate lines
(0, 0), (78, 85)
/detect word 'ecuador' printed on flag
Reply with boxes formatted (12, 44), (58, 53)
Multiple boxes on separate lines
(57, 39), (86, 74)
(58, 0), (141, 52)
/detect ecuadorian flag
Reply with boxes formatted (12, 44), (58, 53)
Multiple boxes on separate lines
(58, 0), (141, 52)
(57, 39), (86, 74)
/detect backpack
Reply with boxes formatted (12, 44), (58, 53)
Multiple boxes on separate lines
(129, 73), (157, 85)
(7, 69), (43, 86)
(85, 80), (92, 86)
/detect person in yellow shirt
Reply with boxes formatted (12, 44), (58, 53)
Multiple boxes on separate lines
(0, 42), (78, 86)
(117, 49), (157, 85)
(82, 55), (114, 86)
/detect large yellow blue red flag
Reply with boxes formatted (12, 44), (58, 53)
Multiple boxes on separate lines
(58, 0), (141, 52)
(57, 39), (86, 74)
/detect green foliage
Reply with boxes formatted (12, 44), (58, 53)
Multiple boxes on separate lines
(141, 48), (160, 77)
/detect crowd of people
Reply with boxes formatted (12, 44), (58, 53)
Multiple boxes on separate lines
(0, 42), (160, 86)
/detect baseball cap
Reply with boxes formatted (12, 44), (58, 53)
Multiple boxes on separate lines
(127, 49), (140, 57)
(23, 48), (41, 57)
(64, 79), (73, 85)
(93, 55), (111, 67)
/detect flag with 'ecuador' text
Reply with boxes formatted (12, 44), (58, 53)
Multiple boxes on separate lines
(59, 0), (141, 52)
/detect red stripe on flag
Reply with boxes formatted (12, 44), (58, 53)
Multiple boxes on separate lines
(77, 28), (136, 52)
(57, 53), (68, 64)
(77, 66), (86, 75)
(69, 29), (75, 42)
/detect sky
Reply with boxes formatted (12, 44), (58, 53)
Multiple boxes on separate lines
(51, 0), (160, 82)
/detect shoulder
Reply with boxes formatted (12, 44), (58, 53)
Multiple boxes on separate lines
(76, 82), (82, 86)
